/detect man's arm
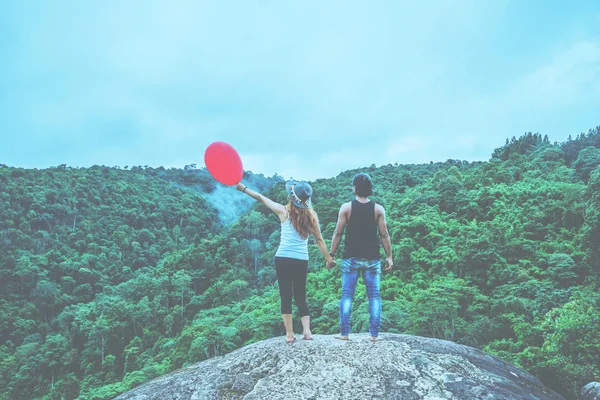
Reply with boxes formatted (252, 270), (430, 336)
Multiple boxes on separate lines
(376, 204), (393, 271)
(329, 203), (349, 265)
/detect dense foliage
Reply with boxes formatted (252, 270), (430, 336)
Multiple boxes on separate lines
(1, 127), (600, 400)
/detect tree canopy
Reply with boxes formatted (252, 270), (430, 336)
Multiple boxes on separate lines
(1, 126), (599, 400)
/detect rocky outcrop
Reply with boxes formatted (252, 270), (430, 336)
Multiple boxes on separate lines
(115, 333), (566, 400)
(580, 382), (600, 400)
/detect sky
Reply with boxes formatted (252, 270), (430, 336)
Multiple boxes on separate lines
(1, 0), (599, 181)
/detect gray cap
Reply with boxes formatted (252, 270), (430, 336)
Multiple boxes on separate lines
(285, 180), (312, 209)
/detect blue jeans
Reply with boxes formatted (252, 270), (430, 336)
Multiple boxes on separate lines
(339, 258), (381, 337)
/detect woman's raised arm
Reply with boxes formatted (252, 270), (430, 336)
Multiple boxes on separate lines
(236, 183), (287, 222)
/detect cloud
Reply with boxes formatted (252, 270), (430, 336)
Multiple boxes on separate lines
(447, 39), (600, 144)
(517, 41), (600, 107)
(240, 133), (490, 182)
(1, 1), (598, 177)
(386, 136), (434, 159)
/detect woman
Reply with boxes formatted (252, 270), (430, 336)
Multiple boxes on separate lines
(236, 180), (336, 343)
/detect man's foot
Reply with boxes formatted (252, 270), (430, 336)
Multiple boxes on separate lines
(369, 336), (379, 342)
(286, 335), (297, 343)
(334, 335), (349, 341)
(303, 332), (313, 340)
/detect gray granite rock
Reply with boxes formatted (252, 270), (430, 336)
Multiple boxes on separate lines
(580, 382), (600, 400)
(114, 333), (566, 400)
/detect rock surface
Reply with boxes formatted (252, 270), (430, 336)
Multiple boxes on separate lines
(580, 382), (600, 400)
(115, 333), (566, 400)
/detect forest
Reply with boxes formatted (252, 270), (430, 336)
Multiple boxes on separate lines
(1, 127), (600, 400)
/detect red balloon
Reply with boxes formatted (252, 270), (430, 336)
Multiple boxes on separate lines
(204, 142), (243, 185)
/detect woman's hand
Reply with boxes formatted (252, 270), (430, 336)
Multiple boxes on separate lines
(326, 259), (337, 270)
(236, 183), (246, 192)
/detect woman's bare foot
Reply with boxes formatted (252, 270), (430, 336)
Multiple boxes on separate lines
(334, 335), (349, 340)
(303, 332), (313, 340)
(286, 335), (296, 343)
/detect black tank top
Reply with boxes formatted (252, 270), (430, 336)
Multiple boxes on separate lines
(342, 200), (380, 260)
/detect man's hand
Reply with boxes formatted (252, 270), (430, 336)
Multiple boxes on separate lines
(326, 259), (337, 270)
(384, 257), (394, 271)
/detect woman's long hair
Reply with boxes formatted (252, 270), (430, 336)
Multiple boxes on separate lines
(287, 202), (313, 239)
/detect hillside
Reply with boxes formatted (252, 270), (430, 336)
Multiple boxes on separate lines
(1, 126), (600, 400)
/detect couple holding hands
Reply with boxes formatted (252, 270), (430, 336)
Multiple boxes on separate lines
(236, 173), (393, 343)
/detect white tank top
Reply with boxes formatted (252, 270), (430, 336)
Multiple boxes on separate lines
(275, 216), (309, 260)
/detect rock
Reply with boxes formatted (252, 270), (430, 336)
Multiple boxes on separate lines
(581, 382), (600, 400)
(115, 333), (566, 400)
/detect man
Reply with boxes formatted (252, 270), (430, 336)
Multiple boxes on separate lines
(328, 173), (393, 342)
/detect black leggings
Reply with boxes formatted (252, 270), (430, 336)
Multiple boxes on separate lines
(275, 257), (310, 317)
